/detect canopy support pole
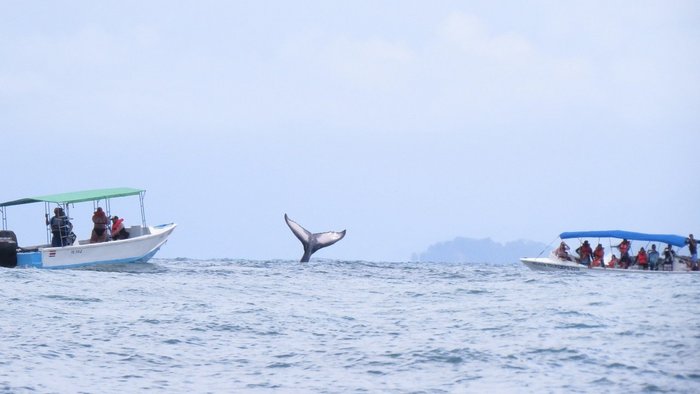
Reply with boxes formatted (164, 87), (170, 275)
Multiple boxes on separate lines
(139, 191), (147, 228)
(44, 202), (50, 244)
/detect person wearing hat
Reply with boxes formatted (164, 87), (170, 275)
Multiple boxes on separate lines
(110, 215), (130, 241)
(45, 207), (73, 246)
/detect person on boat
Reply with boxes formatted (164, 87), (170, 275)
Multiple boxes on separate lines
(555, 241), (572, 261)
(663, 244), (676, 271)
(648, 244), (660, 271)
(576, 240), (593, 266)
(45, 207), (74, 247)
(592, 243), (605, 268)
(685, 234), (698, 271)
(634, 247), (648, 270)
(615, 239), (632, 269)
(90, 207), (109, 243)
(608, 254), (619, 268)
(110, 216), (130, 241)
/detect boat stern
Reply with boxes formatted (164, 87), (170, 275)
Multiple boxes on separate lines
(17, 251), (42, 268)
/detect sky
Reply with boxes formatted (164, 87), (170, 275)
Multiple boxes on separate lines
(1, 1), (698, 261)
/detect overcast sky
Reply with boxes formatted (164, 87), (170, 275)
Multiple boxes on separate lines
(1, 1), (698, 261)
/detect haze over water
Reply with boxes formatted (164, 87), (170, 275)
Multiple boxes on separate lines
(1, 259), (698, 393)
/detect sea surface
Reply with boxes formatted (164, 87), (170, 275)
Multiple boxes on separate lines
(1, 259), (699, 393)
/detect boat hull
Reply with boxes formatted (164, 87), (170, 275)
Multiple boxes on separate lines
(521, 257), (588, 272)
(520, 257), (699, 274)
(17, 223), (176, 269)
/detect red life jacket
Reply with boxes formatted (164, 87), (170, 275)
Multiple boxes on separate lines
(619, 241), (630, 254)
(637, 251), (648, 265)
(111, 218), (124, 234)
(593, 246), (604, 259)
(580, 244), (592, 258)
(92, 211), (108, 229)
(591, 246), (604, 267)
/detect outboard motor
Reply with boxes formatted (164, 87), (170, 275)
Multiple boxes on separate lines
(0, 230), (18, 268)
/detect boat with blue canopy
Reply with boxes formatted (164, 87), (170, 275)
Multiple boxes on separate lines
(0, 187), (176, 269)
(521, 230), (697, 273)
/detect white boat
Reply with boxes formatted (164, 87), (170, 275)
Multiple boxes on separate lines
(0, 187), (176, 269)
(521, 230), (698, 274)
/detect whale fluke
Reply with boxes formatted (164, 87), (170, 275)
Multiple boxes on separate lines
(285, 214), (346, 262)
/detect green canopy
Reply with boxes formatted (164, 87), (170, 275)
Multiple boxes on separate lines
(0, 187), (144, 207)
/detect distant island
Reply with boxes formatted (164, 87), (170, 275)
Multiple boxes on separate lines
(411, 237), (549, 264)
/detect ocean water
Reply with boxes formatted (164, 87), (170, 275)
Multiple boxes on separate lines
(1, 259), (699, 393)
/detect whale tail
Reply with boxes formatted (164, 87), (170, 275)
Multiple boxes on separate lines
(285, 214), (346, 262)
